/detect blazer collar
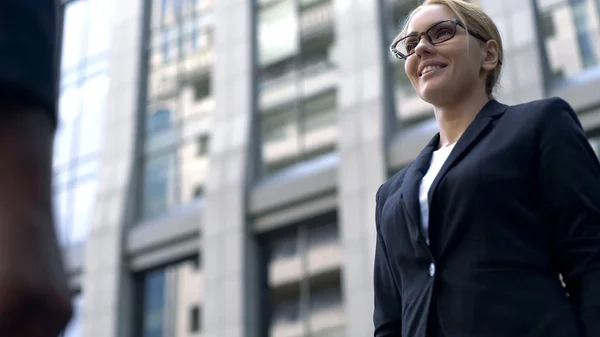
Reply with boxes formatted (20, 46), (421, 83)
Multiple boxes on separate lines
(400, 100), (507, 255)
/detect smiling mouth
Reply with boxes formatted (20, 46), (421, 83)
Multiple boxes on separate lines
(420, 65), (447, 77)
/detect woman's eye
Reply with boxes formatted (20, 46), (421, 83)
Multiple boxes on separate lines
(405, 42), (417, 52)
(435, 29), (452, 38)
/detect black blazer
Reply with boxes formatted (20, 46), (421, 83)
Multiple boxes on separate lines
(373, 98), (600, 337)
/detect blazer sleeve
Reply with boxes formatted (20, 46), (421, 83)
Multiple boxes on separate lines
(373, 185), (403, 336)
(0, 0), (58, 128)
(537, 98), (600, 337)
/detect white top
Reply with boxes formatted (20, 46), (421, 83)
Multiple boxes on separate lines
(419, 143), (456, 245)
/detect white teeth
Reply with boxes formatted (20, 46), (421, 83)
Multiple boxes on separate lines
(421, 65), (443, 76)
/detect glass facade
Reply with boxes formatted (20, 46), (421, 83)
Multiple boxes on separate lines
(538, 0), (600, 82)
(266, 215), (345, 337)
(54, 0), (115, 247)
(257, 0), (338, 175)
(140, 0), (214, 219)
(140, 259), (203, 337)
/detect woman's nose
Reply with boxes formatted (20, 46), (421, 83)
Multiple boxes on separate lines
(414, 35), (435, 57)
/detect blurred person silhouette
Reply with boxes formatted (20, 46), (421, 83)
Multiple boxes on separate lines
(373, 1), (600, 336)
(0, 0), (73, 336)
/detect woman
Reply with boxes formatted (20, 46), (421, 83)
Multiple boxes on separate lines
(373, 1), (600, 337)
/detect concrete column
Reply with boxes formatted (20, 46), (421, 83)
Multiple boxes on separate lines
(334, 0), (388, 336)
(80, 0), (143, 336)
(201, 0), (259, 337)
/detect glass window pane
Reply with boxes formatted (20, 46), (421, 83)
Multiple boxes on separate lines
(143, 270), (166, 337)
(78, 75), (109, 157)
(61, 0), (90, 70)
(142, 152), (176, 218)
(270, 231), (299, 261)
(55, 87), (81, 168)
(259, 0), (300, 66)
(307, 222), (338, 248)
(178, 140), (209, 204)
(139, 260), (202, 337)
(303, 91), (336, 133)
(70, 179), (99, 244)
(271, 285), (301, 324)
(85, 0), (115, 58)
(54, 188), (70, 246)
(540, 0), (600, 82)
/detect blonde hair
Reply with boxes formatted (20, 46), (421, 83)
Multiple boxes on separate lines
(393, 0), (504, 98)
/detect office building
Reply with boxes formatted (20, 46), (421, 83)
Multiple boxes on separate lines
(55, 0), (600, 336)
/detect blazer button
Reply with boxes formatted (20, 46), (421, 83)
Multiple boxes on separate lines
(429, 263), (436, 277)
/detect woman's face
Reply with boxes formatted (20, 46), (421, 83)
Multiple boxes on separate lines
(404, 5), (487, 106)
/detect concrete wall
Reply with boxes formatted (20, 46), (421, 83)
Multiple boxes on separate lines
(334, 0), (389, 336)
(80, 0), (143, 336)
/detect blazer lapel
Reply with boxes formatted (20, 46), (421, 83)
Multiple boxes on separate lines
(401, 134), (439, 254)
(427, 100), (507, 205)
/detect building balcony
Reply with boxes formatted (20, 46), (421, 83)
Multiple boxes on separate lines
(309, 306), (345, 335)
(300, 1), (333, 37)
(270, 318), (305, 337)
(306, 241), (341, 275)
(269, 255), (303, 287)
(260, 62), (336, 111)
(262, 124), (337, 165)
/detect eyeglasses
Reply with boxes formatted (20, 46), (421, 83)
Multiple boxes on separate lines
(390, 19), (491, 60)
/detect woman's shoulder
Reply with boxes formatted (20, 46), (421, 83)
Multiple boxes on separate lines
(501, 97), (580, 131)
(505, 97), (576, 119)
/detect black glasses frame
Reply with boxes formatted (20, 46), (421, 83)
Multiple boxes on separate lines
(390, 19), (490, 60)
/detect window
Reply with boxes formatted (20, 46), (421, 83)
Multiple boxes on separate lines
(142, 153), (173, 218)
(307, 222), (338, 248)
(193, 77), (211, 101)
(141, 0), (214, 220)
(193, 185), (204, 198)
(147, 109), (172, 134)
(142, 270), (166, 337)
(537, 0), (600, 83)
(265, 214), (344, 335)
(196, 134), (210, 156)
(54, 0), (112, 247)
(257, 0), (337, 175)
(189, 306), (202, 332)
(138, 259), (202, 337)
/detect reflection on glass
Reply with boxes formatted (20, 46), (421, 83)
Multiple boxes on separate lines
(56, 0), (112, 247)
(143, 270), (166, 337)
(538, 0), (600, 82)
(85, 0), (115, 58)
(140, 260), (203, 337)
(71, 180), (98, 243)
(78, 75), (109, 157)
(266, 216), (344, 335)
(257, 0), (337, 175)
(142, 153), (174, 218)
(61, 1), (89, 71)
(141, 0), (214, 221)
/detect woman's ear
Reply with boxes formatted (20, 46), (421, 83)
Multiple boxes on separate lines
(482, 39), (500, 71)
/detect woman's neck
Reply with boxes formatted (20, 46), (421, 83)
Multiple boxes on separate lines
(433, 92), (490, 149)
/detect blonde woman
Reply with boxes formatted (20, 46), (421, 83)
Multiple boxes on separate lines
(373, 1), (600, 336)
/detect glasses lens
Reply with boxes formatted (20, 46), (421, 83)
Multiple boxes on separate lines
(427, 20), (457, 44)
(395, 35), (418, 58)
